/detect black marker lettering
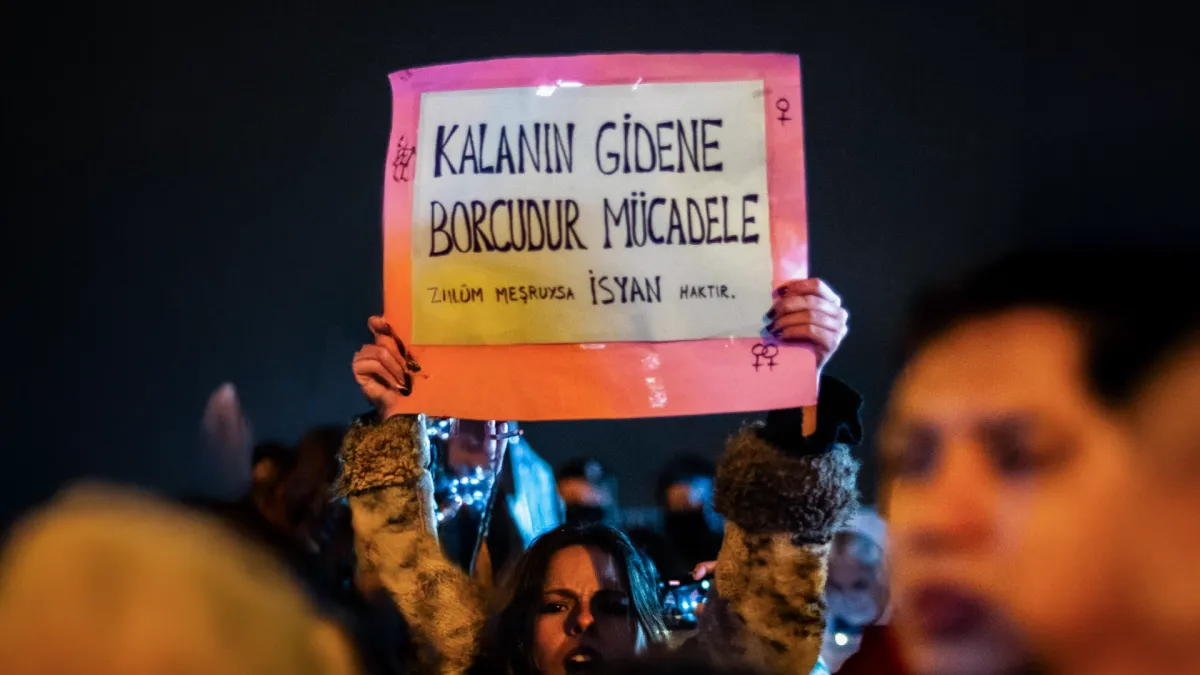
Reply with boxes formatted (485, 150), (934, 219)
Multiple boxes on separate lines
(429, 201), (452, 256)
(434, 125), (459, 177)
(741, 193), (760, 243)
(451, 201), (472, 253)
(477, 124), (495, 173)
(701, 119), (723, 171)
(518, 125), (540, 173)
(655, 121), (675, 171)
(495, 126), (515, 174)
(458, 126), (479, 175)
(647, 197), (665, 244)
(490, 200), (511, 251)
(705, 196), (722, 243)
(595, 122), (619, 175)
(564, 200), (586, 250)
(677, 120), (699, 172)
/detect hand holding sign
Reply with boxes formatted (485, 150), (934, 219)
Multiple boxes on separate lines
(352, 316), (422, 418)
(767, 278), (849, 373)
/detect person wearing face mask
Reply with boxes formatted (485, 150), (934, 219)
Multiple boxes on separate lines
(556, 458), (619, 528)
(629, 455), (723, 582)
(339, 276), (859, 675)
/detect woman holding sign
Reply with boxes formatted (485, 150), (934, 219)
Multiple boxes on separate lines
(339, 278), (857, 675)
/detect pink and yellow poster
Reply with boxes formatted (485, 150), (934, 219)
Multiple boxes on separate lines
(382, 53), (815, 421)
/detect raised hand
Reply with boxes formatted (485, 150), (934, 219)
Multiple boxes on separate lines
(352, 316), (421, 419)
(766, 278), (850, 373)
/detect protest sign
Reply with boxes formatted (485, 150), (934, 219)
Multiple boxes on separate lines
(383, 53), (815, 420)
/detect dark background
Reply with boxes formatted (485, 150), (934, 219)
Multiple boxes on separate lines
(5, 2), (1193, 525)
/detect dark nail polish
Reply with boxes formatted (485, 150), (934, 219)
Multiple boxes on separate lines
(765, 308), (776, 320)
(775, 287), (787, 297)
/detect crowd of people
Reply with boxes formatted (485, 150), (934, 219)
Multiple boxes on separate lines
(0, 248), (1196, 675)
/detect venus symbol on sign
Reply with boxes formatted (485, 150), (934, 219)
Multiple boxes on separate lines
(751, 343), (780, 372)
(775, 98), (792, 125)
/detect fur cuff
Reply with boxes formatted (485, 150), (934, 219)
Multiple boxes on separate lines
(336, 414), (430, 497)
(714, 425), (858, 543)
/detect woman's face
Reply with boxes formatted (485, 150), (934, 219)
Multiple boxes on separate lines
(533, 544), (645, 675)
(882, 309), (1134, 674)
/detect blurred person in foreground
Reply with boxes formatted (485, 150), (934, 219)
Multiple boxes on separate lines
(0, 485), (359, 675)
(842, 249), (1189, 675)
(1095, 275), (1199, 673)
(341, 277), (860, 675)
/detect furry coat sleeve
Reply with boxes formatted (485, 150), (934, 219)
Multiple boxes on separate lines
(337, 414), (485, 675)
(693, 377), (862, 674)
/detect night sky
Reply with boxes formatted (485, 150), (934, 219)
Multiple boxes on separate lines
(6, 2), (1193, 526)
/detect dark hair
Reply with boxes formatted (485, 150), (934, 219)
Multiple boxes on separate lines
(478, 524), (668, 675)
(555, 457), (609, 484)
(251, 441), (293, 471)
(903, 247), (1198, 406)
(295, 425), (347, 484)
(655, 454), (715, 505)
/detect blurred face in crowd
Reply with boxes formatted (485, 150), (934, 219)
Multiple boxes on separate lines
(663, 477), (713, 513)
(557, 479), (611, 509)
(827, 532), (887, 627)
(254, 447), (336, 550)
(881, 309), (1134, 674)
(1121, 338), (1200, 663)
(533, 545), (644, 675)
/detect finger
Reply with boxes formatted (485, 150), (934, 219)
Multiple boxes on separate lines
(810, 278), (842, 307)
(354, 350), (414, 395)
(353, 356), (400, 395)
(768, 293), (841, 320)
(370, 319), (421, 373)
(693, 560), (718, 580)
(769, 309), (844, 335)
(774, 323), (841, 351)
(358, 344), (409, 386)
(775, 277), (842, 307)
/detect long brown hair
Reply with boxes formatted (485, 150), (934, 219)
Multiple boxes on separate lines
(475, 524), (668, 675)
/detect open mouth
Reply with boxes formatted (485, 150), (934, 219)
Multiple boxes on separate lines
(911, 584), (991, 639)
(563, 646), (602, 674)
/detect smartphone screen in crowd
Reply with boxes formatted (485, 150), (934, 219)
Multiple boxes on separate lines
(660, 579), (710, 630)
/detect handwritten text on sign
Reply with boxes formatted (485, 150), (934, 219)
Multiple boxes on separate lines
(410, 81), (772, 346)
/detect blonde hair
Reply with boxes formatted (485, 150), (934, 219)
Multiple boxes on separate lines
(0, 484), (358, 675)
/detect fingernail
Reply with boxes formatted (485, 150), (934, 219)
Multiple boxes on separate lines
(775, 286), (788, 297)
(765, 308), (776, 320)
(406, 359), (422, 373)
